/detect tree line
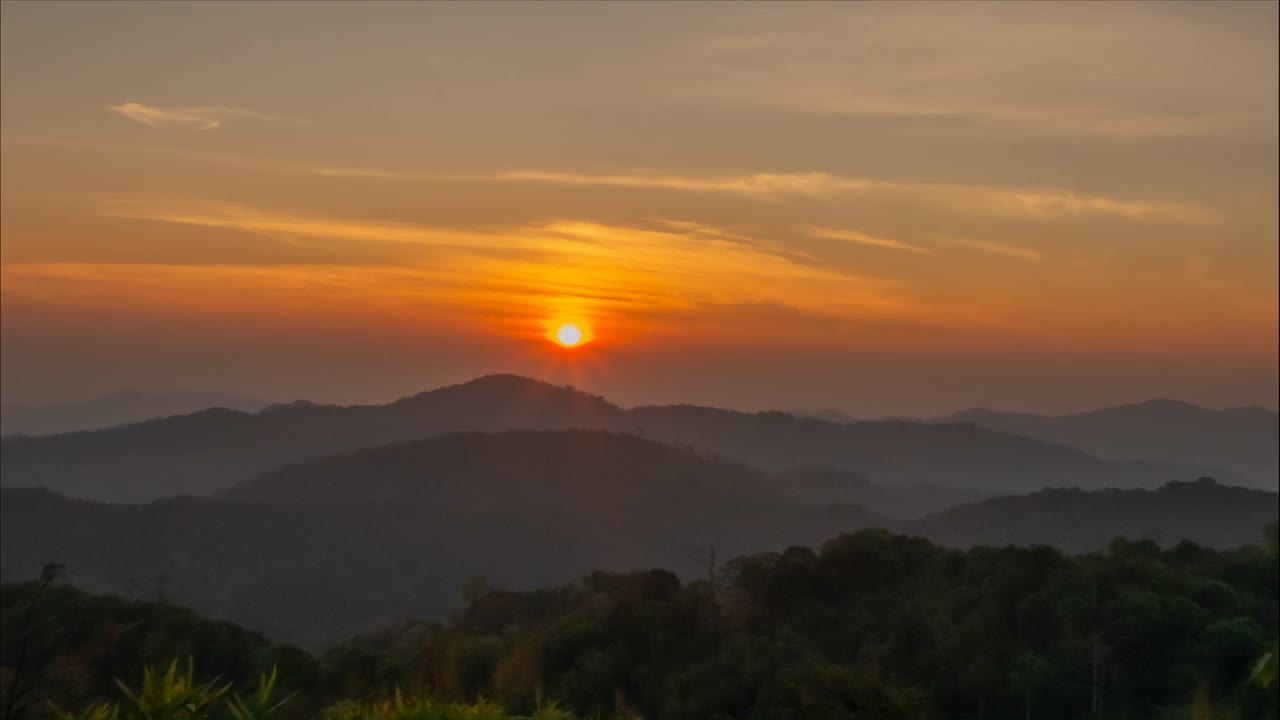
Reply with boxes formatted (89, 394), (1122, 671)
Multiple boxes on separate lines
(3, 524), (1276, 719)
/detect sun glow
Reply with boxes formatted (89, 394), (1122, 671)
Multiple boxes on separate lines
(555, 323), (584, 347)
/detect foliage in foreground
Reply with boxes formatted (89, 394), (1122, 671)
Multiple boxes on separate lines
(45, 664), (572, 720)
(319, 689), (574, 720)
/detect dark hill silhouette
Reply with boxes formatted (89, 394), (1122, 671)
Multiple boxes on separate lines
(774, 466), (996, 518)
(0, 376), (622, 501)
(222, 430), (1006, 521)
(909, 477), (1279, 552)
(934, 400), (1278, 488)
(3, 440), (1270, 644)
(1, 430), (890, 644)
(222, 429), (786, 516)
(622, 404), (1221, 491)
(790, 408), (858, 424)
(0, 390), (268, 437)
(0, 375), (1238, 503)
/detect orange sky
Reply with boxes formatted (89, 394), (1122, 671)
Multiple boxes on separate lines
(1, 1), (1276, 414)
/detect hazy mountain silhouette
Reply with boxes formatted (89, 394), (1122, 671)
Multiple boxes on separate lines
(933, 400), (1278, 488)
(1, 375), (1246, 502)
(910, 477), (1278, 552)
(222, 430), (979, 521)
(2, 427), (1268, 643)
(1, 430), (891, 643)
(789, 408), (858, 424)
(0, 390), (268, 437)
(774, 466), (996, 518)
(222, 429), (789, 514)
(0, 375), (619, 501)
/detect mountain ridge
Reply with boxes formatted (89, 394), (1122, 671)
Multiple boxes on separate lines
(1, 374), (1253, 503)
(1, 428), (896, 643)
(932, 399), (1278, 486)
(4, 442), (1272, 644)
(0, 390), (269, 437)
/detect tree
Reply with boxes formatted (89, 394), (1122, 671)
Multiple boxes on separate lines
(960, 654), (1000, 720)
(460, 577), (489, 607)
(39, 564), (67, 584)
(1008, 652), (1052, 720)
(1, 563), (68, 720)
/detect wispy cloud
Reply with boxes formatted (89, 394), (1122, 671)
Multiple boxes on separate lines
(679, 4), (1277, 139)
(2, 137), (1218, 225)
(530, 171), (1217, 225)
(88, 200), (912, 324)
(314, 166), (1218, 225)
(308, 166), (877, 196)
(939, 237), (1044, 261)
(110, 102), (305, 130)
(804, 226), (932, 255)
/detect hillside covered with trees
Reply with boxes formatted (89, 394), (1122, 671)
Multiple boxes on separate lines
(4, 525), (1276, 720)
(4, 427), (1275, 646)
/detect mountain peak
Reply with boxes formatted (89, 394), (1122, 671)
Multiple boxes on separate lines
(1114, 398), (1203, 413)
(394, 374), (586, 405)
(460, 374), (572, 392)
(792, 409), (859, 424)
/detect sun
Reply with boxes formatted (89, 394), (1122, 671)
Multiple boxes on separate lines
(554, 323), (584, 347)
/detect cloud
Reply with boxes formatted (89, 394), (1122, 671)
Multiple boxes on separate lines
(89, 200), (913, 323)
(804, 226), (932, 255)
(939, 237), (1044, 261)
(312, 166), (1217, 224)
(498, 169), (863, 195)
(4, 137), (1217, 225)
(677, 3), (1277, 139)
(110, 102), (304, 130)
(497, 170), (1219, 225)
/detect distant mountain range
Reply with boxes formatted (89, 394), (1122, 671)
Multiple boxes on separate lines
(221, 429), (971, 521)
(1, 390), (268, 437)
(930, 400), (1278, 487)
(772, 466), (996, 518)
(0, 375), (1245, 503)
(1, 430), (890, 643)
(913, 477), (1277, 552)
(789, 408), (858, 424)
(3, 428), (1272, 644)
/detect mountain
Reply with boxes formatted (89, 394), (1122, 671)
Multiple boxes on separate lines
(4, 426), (1271, 645)
(935, 400), (1279, 488)
(0, 375), (1236, 503)
(789, 408), (858, 424)
(224, 431), (974, 521)
(0, 430), (890, 644)
(223, 429), (801, 520)
(773, 466), (997, 518)
(0, 376), (622, 501)
(909, 477), (1279, 552)
(0, 390), (268, 437)
(625, 404), (1229, 493)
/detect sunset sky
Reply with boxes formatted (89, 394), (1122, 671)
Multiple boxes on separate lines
(2, 1), (1276, 415)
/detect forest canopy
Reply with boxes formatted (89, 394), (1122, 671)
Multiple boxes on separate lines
(3, 524), (1276, 720)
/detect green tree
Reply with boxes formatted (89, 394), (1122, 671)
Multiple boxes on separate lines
(1, 562), (68, 720)
(960, 654), (1001, 720)
(1008, 652), (1052, 720)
